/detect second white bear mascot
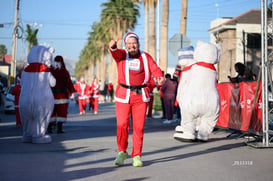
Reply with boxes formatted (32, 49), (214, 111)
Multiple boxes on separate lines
(19, 45), (56, 144)
(173, 46), (195, 134)
(174, 41), (220, 142)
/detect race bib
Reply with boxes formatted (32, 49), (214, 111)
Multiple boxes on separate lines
(129, 59), (140, 71)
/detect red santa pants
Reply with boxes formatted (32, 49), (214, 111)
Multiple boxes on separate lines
(91, 97), (99, 112)
(15, 106), (21, 126)
(88, 97), (93, 110)
(51, 103), (69, 122)
(78, 98), (86, 113)
(115, 92), (148, 157)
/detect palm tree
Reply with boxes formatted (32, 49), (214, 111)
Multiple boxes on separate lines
(75, 46), (91, 78)
(142, 0), (158, 65)
(160, 0), (169, 72)
(0, 44), (7, 58)
(143, 0), (149, 52)
(101, 0), (140, 88)
(91, 21), (111, 83)
(26, 24), (38, 53)
(148, 0), (157, 61)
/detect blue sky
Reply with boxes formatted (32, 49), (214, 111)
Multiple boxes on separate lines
(0, 0), (261, 67)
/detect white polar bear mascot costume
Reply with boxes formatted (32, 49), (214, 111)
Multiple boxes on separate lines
(173, 46), (196, 134)
(19, 45), (56, 144)
(174, 41), (220, 142)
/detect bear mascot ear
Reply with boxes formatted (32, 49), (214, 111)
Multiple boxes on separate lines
(44, 46), (55, 68)
(48, 47), (55, 54)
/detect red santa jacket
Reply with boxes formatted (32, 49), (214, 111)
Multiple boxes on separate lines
(107, 83), (114, 93)
(11, 84), (21, 107)
(109, 48), (163, 103)
(91, 82), (100, 98)
(147, 78), (156, 97)
(74, 83), (89, 100)
(50, 66), (75, 104)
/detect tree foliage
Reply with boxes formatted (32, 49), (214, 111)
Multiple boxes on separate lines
(74, 0), (140, 79)
(26, 24), (39, 53)
(0, 44), (7, 57)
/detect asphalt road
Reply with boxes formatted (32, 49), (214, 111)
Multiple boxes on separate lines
(0, 101), (273, 181)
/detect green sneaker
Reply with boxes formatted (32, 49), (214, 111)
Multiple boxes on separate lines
(114, 151), (128, 166)
(132, 155), (143, 167)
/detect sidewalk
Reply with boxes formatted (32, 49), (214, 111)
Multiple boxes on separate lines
(0, 103), (273, 181)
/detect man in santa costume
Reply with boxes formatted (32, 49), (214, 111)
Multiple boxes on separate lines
(107, 81), (114, 102)
(48, 55), (75, 134)
(74, 77), (88, 115)
(90, 77), (100, 114)
(109, 32), (164, 167)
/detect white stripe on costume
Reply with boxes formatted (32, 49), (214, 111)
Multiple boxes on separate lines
(54, 99), (69, 104)
(50, 117), (67, 122)
(80, 83), (86, 97)
(140, 51), (150, 102)
(114, 52), (130, 103)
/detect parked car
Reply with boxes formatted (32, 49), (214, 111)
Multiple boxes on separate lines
(4, 84), (15, 114)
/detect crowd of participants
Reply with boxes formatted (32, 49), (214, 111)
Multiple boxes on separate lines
(73, 77), (114, 115)
(0, 60), (256, 132)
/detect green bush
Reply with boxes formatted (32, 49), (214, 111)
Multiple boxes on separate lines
(153, 92), (162, 111)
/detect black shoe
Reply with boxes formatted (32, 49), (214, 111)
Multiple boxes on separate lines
(47, 122), (55, 134)
(57, 122), (65, 134)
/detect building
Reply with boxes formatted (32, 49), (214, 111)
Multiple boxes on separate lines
(0, 55), (11, 86)
(209, 9), (270, 83)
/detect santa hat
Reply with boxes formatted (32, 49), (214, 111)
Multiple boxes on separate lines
(173, 70), (180, 78)
(54, 55), (66, 68)
(175, 64), (182, 71)
(173, 64), (182, 78)
(124, 32), (139, 44)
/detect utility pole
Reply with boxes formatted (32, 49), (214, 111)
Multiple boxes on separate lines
(11, 0), (20, 84)
(180, 0), (188, 35)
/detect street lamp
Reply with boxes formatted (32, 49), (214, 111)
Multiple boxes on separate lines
(32, 22), (43, 29)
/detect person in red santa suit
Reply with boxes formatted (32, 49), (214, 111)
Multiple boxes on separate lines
(86, 79), (93, 111)
(107, 81), (114, 102)
(48, 55), (76, 133)
(11, 75), (22, 127)
(74, 77), (88, 115)
(90, 77), (100, 114)
(109, 32), (165, 167)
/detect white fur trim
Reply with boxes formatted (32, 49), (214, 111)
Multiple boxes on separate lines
(124, 33), (139, 44)
(141, 88), (150, 102)
(110, 47), (117, 51)
(54, 99), (69, 104)
(51, 117), (67, 122)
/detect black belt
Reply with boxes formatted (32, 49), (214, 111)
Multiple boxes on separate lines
(51, 87), (68, 94)
(120, 84), (147, 95)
